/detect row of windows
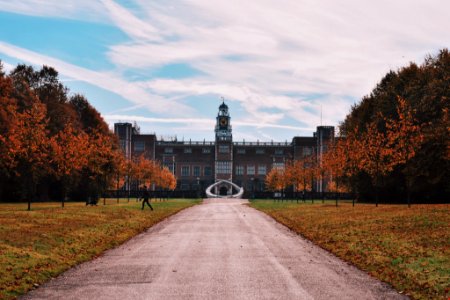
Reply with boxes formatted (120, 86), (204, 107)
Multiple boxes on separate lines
(235, 165), (267, 175)
(162, 147), (286, 155)
(235, 148), (286, 155)
(180, 166), (212, 177)
(178, 163), (284, 177)
(164, 147), (212, 154)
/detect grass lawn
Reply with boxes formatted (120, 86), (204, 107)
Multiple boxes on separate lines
(250, 200), (449, 300)
(0, 199), (199, 299)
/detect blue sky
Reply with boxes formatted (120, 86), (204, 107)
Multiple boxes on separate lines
(0, 1), (448, 141)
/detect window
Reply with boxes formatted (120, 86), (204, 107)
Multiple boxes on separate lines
(247, 165), (255, 175)
(216, 161), (231, 174)
(303, 147), (312, 156)
(256, 148), (265, 154)
(237, 148), (246, 154)
(181, 166), (190, 177)
(134, 141), (145, 151)
(275, 149), (284, 155)
(204, 166), (212, 176)
(219, 145), (230, 153)
(164, 147), (173, 154)
(193, 166), (200, 177)
(202, 148), (211, 154)
(184, 148), (192, 154)
(273, 162), (285, 170)
(258, 165), (267, 175)
(235, 165), (244, 175)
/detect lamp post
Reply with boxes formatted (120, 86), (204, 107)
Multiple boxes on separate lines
(251, 177), (254, 200)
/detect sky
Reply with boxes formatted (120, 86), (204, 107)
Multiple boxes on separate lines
(0, 1), (448, 142)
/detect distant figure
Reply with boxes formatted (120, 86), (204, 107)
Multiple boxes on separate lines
(141, 185), (153, 211)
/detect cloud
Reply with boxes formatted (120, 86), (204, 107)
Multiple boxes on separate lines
(100, 0), (162, 42)
(100, 0), (449, 129)
(0, 42), (192, 115)
(0, 0), (107, 23)
(1, 0), (449, 140)
(104, 114), (312, 131)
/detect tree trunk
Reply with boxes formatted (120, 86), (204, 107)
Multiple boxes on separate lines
(406, 177), (412, 208)
(61, 177), (67, 208)
(375, 189), (379, 207)
(116, 175), (119, 203)
(27, 178), (34, 211)
(335, 181), (339, 207)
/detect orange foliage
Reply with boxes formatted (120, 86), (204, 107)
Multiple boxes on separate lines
(12, 102), (52, 182)
(385, 97), (424, 166)
(158, 166), (177, 190)
(49, 125), (89, 178)
(285, 159), (312, 192)
(265, 168), (286, 192)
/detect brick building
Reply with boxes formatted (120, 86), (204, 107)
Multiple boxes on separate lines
(114, 102), (334, 197)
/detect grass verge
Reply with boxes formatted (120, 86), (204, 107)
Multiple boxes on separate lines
(0, 199), (199, 299)
(250, 200), (449, 300)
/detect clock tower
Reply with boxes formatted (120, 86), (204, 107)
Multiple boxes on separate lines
(214, 101), (233, 189)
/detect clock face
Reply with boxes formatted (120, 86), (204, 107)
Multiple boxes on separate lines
(219, 117), (228, 127)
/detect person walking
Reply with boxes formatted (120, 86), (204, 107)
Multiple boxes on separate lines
(140, 185), (153, 211)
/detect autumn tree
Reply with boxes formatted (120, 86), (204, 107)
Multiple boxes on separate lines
(265, 168), (287, 200)
(157, 166), (177, 200)
(12, 102), (52, 210)
(0, 71), (20, 182)
(133, 155), (157, 189)
(358, 120), (394, 206)
(0, 62), (125, 205)
(322, 141), (343, 206)
(81, 130), (122, 204)
(285, 159), (310, 202)
(385, 97), (424, 207)
(112, 152), (127, 202)
(340, 49), (449, 201)
(49, 125), (89, 207)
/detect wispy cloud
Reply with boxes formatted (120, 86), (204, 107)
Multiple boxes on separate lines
(104, 114), (312, 131)
(0, 0), (107, 22)
(101, 0), (449, 127)
(0, 42), (191, 115)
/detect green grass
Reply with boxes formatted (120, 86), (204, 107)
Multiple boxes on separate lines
(0, 199), (199, 299)
(250, 200), (450, 300)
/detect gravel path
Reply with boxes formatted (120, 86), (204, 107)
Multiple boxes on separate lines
(23, 199), (406, 299)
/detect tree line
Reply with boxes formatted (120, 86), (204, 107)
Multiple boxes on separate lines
(0, 62), (176, 209)
(266, 49), (449, 204)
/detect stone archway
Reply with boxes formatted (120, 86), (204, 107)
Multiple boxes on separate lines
(205, 180), (244, 198)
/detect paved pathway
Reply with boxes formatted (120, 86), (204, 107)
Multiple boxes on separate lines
(23, 199), (406, 299)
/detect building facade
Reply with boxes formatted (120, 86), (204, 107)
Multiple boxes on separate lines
(114, 102), (334, 196)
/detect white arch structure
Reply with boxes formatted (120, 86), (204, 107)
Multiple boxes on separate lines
(205, 180), (244, 198)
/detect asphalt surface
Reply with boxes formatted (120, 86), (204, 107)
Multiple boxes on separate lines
(23, 199), (407, 300)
